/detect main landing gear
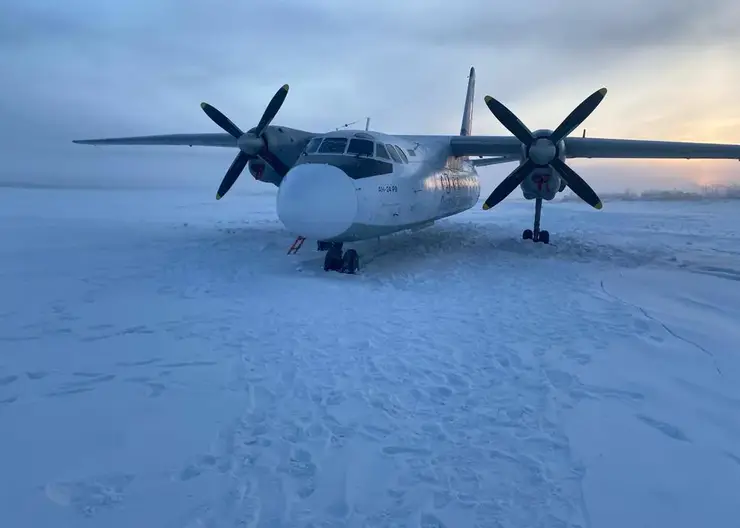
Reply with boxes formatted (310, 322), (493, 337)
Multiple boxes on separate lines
(318, 241), (360, 274)
(523, 197), (550, 244)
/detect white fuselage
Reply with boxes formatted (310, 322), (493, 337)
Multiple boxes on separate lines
(276, 130), (480, 243)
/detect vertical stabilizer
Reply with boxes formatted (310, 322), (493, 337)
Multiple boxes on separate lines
(460, 66), (475, 136)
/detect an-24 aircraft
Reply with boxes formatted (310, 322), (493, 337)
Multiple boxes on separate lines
(74, 67), (740, 274)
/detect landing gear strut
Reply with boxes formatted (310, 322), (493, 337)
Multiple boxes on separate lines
(321, 242), (360, 274)
(522, 197), (550, 244)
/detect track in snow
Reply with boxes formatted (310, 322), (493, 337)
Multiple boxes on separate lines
(1, 186), (739, 528)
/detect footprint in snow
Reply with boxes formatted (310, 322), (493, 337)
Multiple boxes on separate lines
(0, 374), (18, 386)
(636, 414), (690, 442)
(44, 473), (134, 517)
(177, 454), (218, 481)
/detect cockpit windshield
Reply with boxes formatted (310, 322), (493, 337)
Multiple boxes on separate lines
(317, 137), (348, 154)
(304, 137), (322, 154)
(303, 135), (410, 164)
(346, 138), (374, 157)
(375, 143), (390, 159)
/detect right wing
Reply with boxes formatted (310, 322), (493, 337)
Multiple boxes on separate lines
(450, 135), (740, 160)
(73, 133), (237, 148)
(564, 137), (740, 159)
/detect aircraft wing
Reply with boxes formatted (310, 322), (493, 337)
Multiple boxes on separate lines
(450, 136), (522, 157)
(471, 156), (519, 167)
(564, 137), (740, 159)
(450, 135), (740, 160)
(72, 133), (237, 148)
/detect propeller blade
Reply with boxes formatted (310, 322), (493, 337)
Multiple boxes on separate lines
(216, 151), (251, 200)
(255, 84), (289, 136)
(550, 158), (602, 209)
(549, 88), (607, 143)
(201, 102), (244, 139)
(258, 148), (291, 177)
(482, 159), (536, 210)
(483, 95), (534, 146)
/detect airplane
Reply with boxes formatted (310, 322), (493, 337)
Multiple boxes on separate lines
(74, 67), (740, 274)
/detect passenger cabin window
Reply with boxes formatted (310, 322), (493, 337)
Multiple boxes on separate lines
(386, 143), (402, 163)
(317, 137), (348, 154)
(394, 145), (409, 163)
(304, 137), (322, 154)
(375, 143), (391, 160)
(347, 138), (374, 157)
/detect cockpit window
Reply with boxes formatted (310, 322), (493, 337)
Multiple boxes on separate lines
(375, 143), (391, 160)
(347, 138), (374, 157)
(393, 145), (409, 163)
(386, 143), (402, 163)
(317, 137), (348, 154)
(386, 145), (400, 161)
(304, 137), (322, 154)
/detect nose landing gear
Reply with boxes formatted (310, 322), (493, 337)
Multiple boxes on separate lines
(320, 242), (360, 274)
(523, 197), (550, 244)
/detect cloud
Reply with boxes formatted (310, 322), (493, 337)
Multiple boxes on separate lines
(407, 0), (739, 50)
(0, 0), (738, 190)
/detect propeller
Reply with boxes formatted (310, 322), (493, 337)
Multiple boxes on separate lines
(201, 84), (291, 199)
(481, 88), (607, 210)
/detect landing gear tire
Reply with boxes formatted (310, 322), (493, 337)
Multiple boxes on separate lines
(341, 249), (360, 274)
(523, 229), (533, 240)
(323, 246), (343, 272)
(538, 230), (550, 244)
(322, 243), (360, 273)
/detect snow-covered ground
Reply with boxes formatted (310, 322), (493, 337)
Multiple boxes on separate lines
(1, 184), (739, 528)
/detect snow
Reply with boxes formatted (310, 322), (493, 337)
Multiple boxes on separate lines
(1, 184), (739, 527)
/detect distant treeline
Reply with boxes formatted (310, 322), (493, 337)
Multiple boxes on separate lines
(559, 183), (740, 203)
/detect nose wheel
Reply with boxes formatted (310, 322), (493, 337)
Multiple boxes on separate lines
(523, 198), (550, 244)
(322, 243), (360, 274)
(523, 228), (549, 244)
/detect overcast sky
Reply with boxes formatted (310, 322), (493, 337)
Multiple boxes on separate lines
(1, 0), (739, 192)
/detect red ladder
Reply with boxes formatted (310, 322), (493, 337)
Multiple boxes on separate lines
(287, 236), (306, 255)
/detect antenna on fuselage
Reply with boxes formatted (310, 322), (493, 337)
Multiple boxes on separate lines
(333, 117), (371, 132)
(335, 119), (359, 131)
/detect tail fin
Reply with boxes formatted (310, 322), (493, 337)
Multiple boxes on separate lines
(460, 66), (475, 136)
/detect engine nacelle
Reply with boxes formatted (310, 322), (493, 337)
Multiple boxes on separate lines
(528, 128), (568, 193)
(248, 160), (280, 185)
(246, 125), (317, 187)
(520, 167), (562, 201)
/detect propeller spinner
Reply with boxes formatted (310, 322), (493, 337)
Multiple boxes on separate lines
(201, 84), (291, 200)
(481, 88), (607, 210)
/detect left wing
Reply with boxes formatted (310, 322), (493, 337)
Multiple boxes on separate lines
(451, 135), (740, 160)
(72, 133), (237, 148)
(450, 135), (522, 157)
(472, 156), (519, 167)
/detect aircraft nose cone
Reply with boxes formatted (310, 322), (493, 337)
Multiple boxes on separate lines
(277, 163), (357, 240)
